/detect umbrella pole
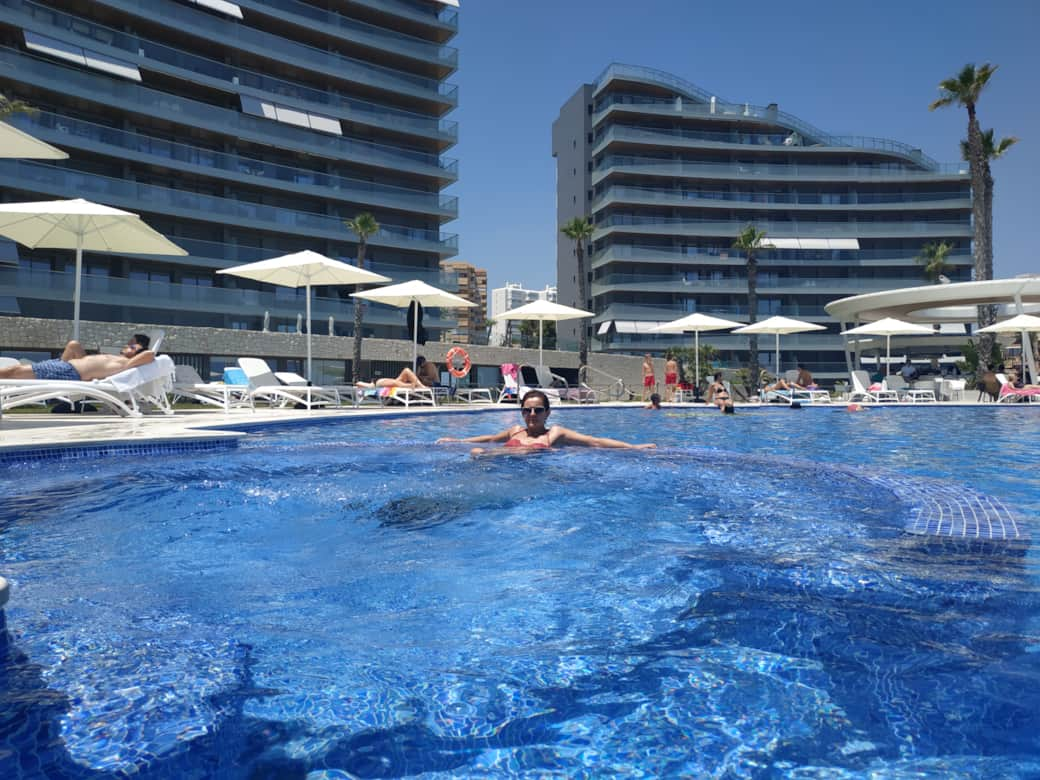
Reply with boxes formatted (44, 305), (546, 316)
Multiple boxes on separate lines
(72, 232), (83, 342)
(694, 330), (700, 400)
(886, 335), (891, 378)
(1013, 294), (1039, 383)
(305, 282), (312, 382)
(412, 300), (418, 371)
(775, 333), (780, 378)
(538, 320), (543, 366)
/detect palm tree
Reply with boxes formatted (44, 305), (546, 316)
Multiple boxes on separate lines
(916, 240), (954, 283)
(929, 63), (998, 351)
(560, 217), (595, 372)
(960, 128), (1018, 284)
(344, 212), (379, 383)
(732, 224), (771, 390)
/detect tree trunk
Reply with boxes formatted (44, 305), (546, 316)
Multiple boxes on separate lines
(576, 241), (588, 374)
(351, 242), (366, 384)
(966, 106), (995, 360)
(747, 254), (759, 391)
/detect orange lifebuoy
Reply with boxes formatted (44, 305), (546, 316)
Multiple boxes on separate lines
(445, 346), (471, 378)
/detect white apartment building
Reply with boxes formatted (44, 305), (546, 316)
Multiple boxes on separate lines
(490, 282), (558, 346)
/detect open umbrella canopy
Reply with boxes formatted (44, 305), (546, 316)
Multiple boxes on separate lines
(494, 300), (593, 364)
(0, 121), (68, 159)
(0, 198), (186, 340)
(649, 313), (745, 391)
(732, 316), (826, 377)
(841, 318), (934, 376)
(219, 250), (390, 381)
(353, 280), (475, 369)
(977, 313), (1040, 384)
(976, 313), (1040, 333)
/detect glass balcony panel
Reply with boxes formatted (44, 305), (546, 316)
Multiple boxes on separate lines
(0, 160), (458, 253)
(595, 155), (968, 179)
(0, 47), (458, 179)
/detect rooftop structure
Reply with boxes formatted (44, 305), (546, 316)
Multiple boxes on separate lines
(553, 63), (972, 379)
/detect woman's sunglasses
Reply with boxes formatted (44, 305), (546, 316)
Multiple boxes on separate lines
(520, 406), (547, 415)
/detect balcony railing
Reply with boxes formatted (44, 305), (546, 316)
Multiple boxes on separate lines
(239, 0), (458, 68)
(0, 48), (458, 179)
(595, 155), (968, 178)
(594, 214), (971, 237)
(3, 0), (459, 139)
(593, 184), (969, 208)
(592, 244), (973, 267)
(592, 273), (925, 292)
(87, 0), (458, 103)
(0, 161), (459, 253)
(11, 112), (457, 218)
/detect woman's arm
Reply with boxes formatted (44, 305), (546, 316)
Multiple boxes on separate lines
(437, 426), (516, 445)
(551, 427), (655, 450)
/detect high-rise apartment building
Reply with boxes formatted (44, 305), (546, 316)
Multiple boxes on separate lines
(489, 281), (557, 347)
(439, 259), (486, 344)
(0, 0), (459, 343)
(553, 64), (972, 378)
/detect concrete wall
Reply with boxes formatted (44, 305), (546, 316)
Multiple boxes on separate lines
(0, 315), (665, 392)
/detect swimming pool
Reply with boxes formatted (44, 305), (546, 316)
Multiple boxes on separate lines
(1, 406), (1038, 777)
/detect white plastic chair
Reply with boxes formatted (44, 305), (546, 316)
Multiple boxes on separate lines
(238, 358), (339, 409)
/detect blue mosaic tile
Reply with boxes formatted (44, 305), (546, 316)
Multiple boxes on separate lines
(0, 438), (237, 467)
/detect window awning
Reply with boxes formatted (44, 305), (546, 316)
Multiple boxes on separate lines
(610, 320), (666, 334)
(768, 238), (860, 250)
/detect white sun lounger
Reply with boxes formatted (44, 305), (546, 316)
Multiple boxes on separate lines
(172, 365), (254, 411)
(0, 355), (176, 417)
(237, 358), (340, 409)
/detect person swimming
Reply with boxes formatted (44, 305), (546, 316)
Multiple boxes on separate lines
(436, 390), (656, 454)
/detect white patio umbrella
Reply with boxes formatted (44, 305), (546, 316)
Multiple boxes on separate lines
(0, 198), (186, 341)
(0, 121), (68, 159)
(841, 317), (934, 376)
(493, 299), (593, 366)
(649, 312), (745, 392)
(732, 315), (827, 378)
(977, 313), (1040, 383)
(352, 279), (475, 370)
(218, 250), (390, 381)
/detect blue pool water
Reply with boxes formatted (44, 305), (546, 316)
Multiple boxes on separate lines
(1, 406), (1038, 778)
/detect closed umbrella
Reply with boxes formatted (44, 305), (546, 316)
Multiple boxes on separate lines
(649, 313), (745, 394)
(218, 250), (390, 381)
(0, 121), (68, 159)
(732, 315), (826, 378)
(977, 313), (1040, 383)
(493, 299), (593, 366)
(352, 279), (475, 370)
(0, 198), (186, 341)
(841, 318), (934, 376)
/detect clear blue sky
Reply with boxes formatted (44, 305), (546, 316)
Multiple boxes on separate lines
(447, 0), (1039, 295)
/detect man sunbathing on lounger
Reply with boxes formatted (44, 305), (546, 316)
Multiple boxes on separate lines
(356, 366), (429, 390)
(0, 334), (154, 382)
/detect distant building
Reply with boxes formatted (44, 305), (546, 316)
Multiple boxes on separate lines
(490, 282), (557, 346)
(440, 260), (487, 344)
(552, 64), (972, 379)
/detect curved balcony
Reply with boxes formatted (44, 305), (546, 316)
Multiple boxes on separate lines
(593, 155), (968, 184)
(591, 244), (973, 269)
(593, 301), (832, 322)
(1, 267), (460, 326)
(350, 0), (458, 33)
(235, 0), (457, 72)
(0, 48), (457, 183)
(11, 112), (457, 220)
(592, 124), (952, 171)
(5, 0), (458, 141)
(592, 184), (970, 213)
(593, 214), (972, 241)
(89, 0), (458, 107)
(0, 161), (459, 256)
(592, 273), (920, 297)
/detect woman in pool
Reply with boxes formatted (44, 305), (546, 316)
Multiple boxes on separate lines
(437, 390), (656, 453)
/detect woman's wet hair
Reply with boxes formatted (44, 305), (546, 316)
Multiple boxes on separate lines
(722, 402), (735, 414)
(521, 389), (551, 410)
(650, 393), (661, 405)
